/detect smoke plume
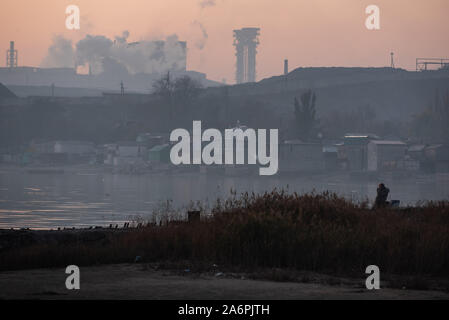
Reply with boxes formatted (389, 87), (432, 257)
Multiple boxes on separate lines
(192, 21), (208, 50)
(40, 35), (75, 68)
(199, 0), (216, 8)
(41, 31), (186, 75)
(75, 34), (113, 74)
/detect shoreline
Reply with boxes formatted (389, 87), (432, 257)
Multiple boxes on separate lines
(1, 190), (448, 295)
(2, 162), (449, 178)
(2, 163), (449, 231)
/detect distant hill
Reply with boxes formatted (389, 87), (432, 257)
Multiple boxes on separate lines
(3, 67), (449, 122)
(0, 83), (17, 99)
(222, 67), (449, 120)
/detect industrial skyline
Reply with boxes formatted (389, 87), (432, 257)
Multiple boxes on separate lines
(1, 0), (449, 302)
(1, 0), (449, 84)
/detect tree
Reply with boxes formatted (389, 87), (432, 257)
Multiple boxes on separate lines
(152, 73), (202, 126)
(152, 73), (202, 102)
(173, 76), (202, 103)
(294, 90), (318, 141)
(410, 90), (449, 143)
(173, 76), (202, 127)
(152, 71), (175, 98)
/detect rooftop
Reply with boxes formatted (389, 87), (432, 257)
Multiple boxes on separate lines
(369, 140), (406, 145)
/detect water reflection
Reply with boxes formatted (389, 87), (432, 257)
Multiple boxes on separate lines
(0, 169), (448, 229)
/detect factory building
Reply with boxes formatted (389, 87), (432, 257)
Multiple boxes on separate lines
(0, 40), (218, 92)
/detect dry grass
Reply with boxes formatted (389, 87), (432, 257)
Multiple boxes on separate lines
(1, 190), (449, 278)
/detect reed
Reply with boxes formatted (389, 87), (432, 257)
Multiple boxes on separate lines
(1, 190), (448, 277)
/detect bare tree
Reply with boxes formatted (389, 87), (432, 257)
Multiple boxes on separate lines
(152, 72), (175, 122)
(152, 72), (175, 98)
(173, 76), (202, 104)
(152, 73), (202, 125)
(173, 76), (202, 126)
(294, 90), (318, 141)
(410, 89), (449, 143)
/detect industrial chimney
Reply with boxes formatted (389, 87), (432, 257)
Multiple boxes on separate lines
(233, 28), (260, 84)
(6, 41), (18, 69)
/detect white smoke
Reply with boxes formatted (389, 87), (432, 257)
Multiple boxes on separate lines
(110, 34), (186, 74)
(199, 0), (216, 8)
(41, 31), (186, 75)
(192, 21), (208, 50)
(75, 34), (113, 74)
(114, 30), (130, 44)
(40, 35), (75, 68)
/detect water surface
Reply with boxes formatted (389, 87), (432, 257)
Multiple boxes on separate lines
(1, 167), (448, 229)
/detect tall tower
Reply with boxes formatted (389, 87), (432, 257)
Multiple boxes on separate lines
(6, 41), (18, 69)
(233, 28), (260, 84)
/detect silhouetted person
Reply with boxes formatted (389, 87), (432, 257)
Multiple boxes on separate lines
(374, 183), (390, 208)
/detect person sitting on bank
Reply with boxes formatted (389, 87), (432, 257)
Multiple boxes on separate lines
(374, 183), (390, 208)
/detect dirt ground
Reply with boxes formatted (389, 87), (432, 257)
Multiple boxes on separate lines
(0, 263), (448, 300)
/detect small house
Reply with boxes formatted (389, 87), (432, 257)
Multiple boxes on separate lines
(54, 140), (95, 164)
(54, 141), (95, 155)
(116, 142), (146, 158)
(424, 144), (449, 172)
(367, 140), (407, 172)
(30, 139), (55, 154)
(341, 134), (379, 171)
(148, 144), (171, 164)
(323, 145), (338, 171)
(407, 144), (426, 161)
(136, 133), (166, 149)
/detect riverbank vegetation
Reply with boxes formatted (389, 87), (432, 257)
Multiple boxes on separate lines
(1, 190), (448, 279)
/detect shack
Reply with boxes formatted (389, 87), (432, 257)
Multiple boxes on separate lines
(54, 141), (95, 155)
(340, 134), (379, 172)
(367, 140), (407, 172)
(148, 144), (171, 164)
(424, 144), (449, 172)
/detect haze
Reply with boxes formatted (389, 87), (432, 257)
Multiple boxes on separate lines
(0, 0), (448, 83)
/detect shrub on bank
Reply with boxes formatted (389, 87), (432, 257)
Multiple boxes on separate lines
(1, 190), (448, 277)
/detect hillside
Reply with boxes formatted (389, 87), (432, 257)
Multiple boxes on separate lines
(221, 67), (449, 120)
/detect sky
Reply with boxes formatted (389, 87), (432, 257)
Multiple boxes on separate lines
(0, 0), (448, 83)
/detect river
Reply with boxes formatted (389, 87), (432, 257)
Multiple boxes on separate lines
(1, 166), (449, 229)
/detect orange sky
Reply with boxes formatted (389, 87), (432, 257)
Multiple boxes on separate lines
(0, 0), (448, 83)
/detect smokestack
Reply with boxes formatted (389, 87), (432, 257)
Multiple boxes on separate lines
(7, 41), (18, 69)
(284, 59), (288, 75)
(233, 28), (260, 84)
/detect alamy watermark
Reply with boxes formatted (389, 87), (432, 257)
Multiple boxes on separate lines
(365, 265), (380, 290)
(64, 4), (380, 31)
(65, 265), (80, 290)
(65, 5), (80, 30)
(170, 121), (278, 176)
(365, 5), (380, 30)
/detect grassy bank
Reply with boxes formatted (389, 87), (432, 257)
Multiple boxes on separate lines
(1, 190), (448, 277)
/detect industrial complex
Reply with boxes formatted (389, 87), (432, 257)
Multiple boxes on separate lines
(0, 39), (217, 92)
